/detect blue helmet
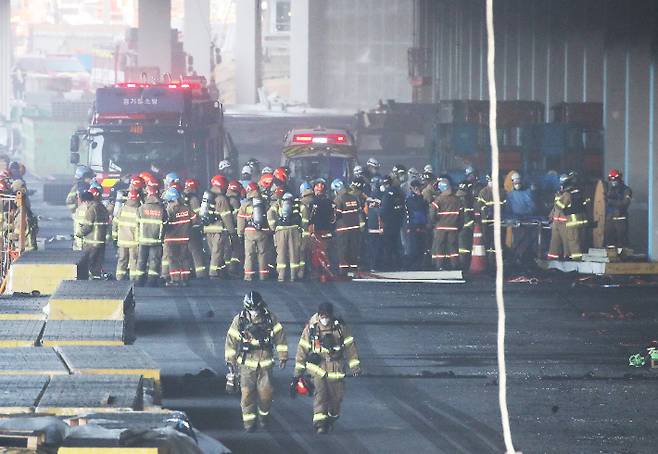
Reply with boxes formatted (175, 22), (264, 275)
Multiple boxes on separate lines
(165, 172), (180, 186)
(164, 187), (180, 202)
(299, 181), (312, 194)
(75, 165), (93, 180)
(89, 179), (102, 191)
(437, 179), (450, 193)
(331, 178), (344, 192)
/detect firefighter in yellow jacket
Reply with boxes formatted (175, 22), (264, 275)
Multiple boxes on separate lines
(114, 189), (140, 280)
(237, 188), (271, 281)
(333, 179), (362, 276)
(204, 175), (236, 279)
(547, 172), (588, 260)
(294, 302), (361, 434)
(76, 187), (109, 279)
(267, 192), (303, 282)
(225, 291), (288, 432)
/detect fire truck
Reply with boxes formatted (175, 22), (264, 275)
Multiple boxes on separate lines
(70, 80), (236, 194)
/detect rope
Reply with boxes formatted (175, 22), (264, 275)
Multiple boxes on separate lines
(485, 1), (519, 453)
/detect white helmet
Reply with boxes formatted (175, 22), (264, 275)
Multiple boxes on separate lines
(464, 165), (475, 176)
(366, 157), (381, 168)
(353, 165), (364, 177)
(261, 166), (273, 175)
(423, 164), (433, 173)
(510, 171), (521, 183)
(219, 160), (231, 171)
(241, 165), (252, 175)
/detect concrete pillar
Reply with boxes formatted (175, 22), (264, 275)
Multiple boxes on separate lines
(0, 0), (10, 119)
(235, 0), (261, 104)
(138, 0), (171, 76)
(184, 0), (211, 79)
(290, 0), (322, 104)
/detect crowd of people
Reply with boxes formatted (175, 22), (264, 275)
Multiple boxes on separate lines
(65, 156), (632, 284)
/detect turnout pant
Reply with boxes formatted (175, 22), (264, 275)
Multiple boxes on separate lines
(274, 227), (302, 281)
(481, 221), (497, 268)
(548, 221), (582, 260)
(207, 232), (231, 277)
(230, 234), (244, 275)
(337, 229), (360, 274)
(116, 246), (138, 280)
(240, 365), (273, 429)
(164, 241), (190, 281)
(137, 245), (163, 283)
(605, 217), (628, 248)
(188, 228), (207, 278)
(82, 244), (105, 278)
(312, 375), (345, 429)
(432, 228), (460, 270)
(458, 227), (473, 269)
(244, 231), (270, 280)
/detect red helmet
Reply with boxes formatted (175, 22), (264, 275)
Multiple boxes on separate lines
(227, 180), (242, 193)
(259, 173), (274, 189)
(130, 175), (145, 190)
(314, 181), (326, 194)
(0, 180), (9, 193)
(184, 178), (199, 192)
(210, 174), (228, 191)
(246, 181), (259, 193)
(139, 171), (155, 183)
(273, 167), (288, 183)
(88, 187), (101, 198)
(608, 168), (621, 181)
(170, 181), (184, 193)
(294, 376), (313, 396)
(127, 189), (140, 200)
(145, 184), (159, 196)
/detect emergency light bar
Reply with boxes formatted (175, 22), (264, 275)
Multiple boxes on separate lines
(292, 133), (348, 145)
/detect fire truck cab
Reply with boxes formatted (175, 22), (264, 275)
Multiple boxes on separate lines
(70, 80), (236, 192)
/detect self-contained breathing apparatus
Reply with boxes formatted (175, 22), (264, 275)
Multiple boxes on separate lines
(236, 308), (275, 364)
(251, 197), (266, 230)
(112, 190), (126, 218)
(199, 190), (214, 224)
(308, 319), (345, 362)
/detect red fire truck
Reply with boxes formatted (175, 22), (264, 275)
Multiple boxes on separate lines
(70, 80), (236, 194)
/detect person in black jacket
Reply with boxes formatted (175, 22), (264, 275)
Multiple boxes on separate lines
(404, 180), (429, 270)
(379, 176), (404, 270)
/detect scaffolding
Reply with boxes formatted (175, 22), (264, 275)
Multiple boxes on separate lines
(0, 191), (27, 292)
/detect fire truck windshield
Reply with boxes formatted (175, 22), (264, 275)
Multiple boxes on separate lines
(97, 138), (185, 174)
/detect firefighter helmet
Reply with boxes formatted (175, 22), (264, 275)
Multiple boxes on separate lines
(272, 183), (285, 198)
(0, 180), (10, 193)
(164, 187), (180, 202)
(227, 180), (242, 193)
(259, 173), (274, 189)
(392, 164), (407, 175)
(245, 181), (259, 193)
(130, 175), (145, 189)
(243, 291), (265, 311)
(366, 157), (381, 168)
(423, 164), (433, 173)
(184, 178), (199, 192)
(331, 178), (344, 192)
(164, 172), (180, 187)
(510, 171), (521, 183)
(88, 186), (101, 198)
(145, 184), (159, 196)
(294, 375), (313, 396)
(299, 181), (312, 194)
(75, 165), (93, 180)
(127, 189), (140, 200)
(353, 165), (364, 178)
(210, 174), (228, 191)
(273, 167), (288, 183)
(608, 168), (622, 181)
(219, 160), (231, 172)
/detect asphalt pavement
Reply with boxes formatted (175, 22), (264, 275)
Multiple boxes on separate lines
(29, 181), (658, 454)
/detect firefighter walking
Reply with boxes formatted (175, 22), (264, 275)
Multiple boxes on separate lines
(225, 291), (288, 432)
(294, 302), (361, 434)
(267, 192), (303, 282)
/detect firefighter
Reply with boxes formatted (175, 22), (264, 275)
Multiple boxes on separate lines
(114, 189), (140, 280)
(294, 302), (361, 434)
(227, 180), (245, 275)
(379, 175), (404, 270)
(237, 187), (271, 281)
(259, 172), (274, 202)
(267, 192), (302, 282)
(308, 181), (336, 280)
(76, 188), (109, 279)
(605, 169), (632, 248)
(183, 178), (208, 278)
(240, 165), (253, 189)
(455, 181), (476, 269)
(391, 164), (407, 189)
(475, 175), (500, 267)
(11, 179), (38, 251)
(405, 180), (429, 270)
(163, 188), (196, 286)
(298, 182), (315, 279)
(225, 291), (288, 432)
(67, 165), (94, 250)
(421, 171), (437, 204)
(429, 178), (463, 270)
(504, 171), (537, 266)
(333, 179), (361, 276)
(205, 175), (237, 279)
(136, 185), (166, 287)
(547, 172), (588, 260)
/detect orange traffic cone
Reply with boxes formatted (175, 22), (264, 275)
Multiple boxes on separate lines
(469, 223), (487, 274)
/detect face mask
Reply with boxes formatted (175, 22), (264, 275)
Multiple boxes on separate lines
(249, 310), (259, 318)
(611, 180), (619, 187)
(379, 185), (386, 192)
(319, 317), (330, 326)
(513, 182), (521, 190)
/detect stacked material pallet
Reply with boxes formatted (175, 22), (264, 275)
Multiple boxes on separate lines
(43, 281), (135, 346)
(539, 248), (658, 275)
(0, 296), (48, 347)
(7, 250), (87, 295)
